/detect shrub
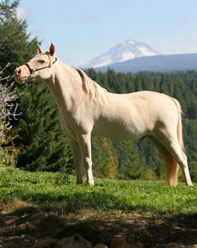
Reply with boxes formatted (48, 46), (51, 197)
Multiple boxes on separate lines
(0, 64), (20, 166)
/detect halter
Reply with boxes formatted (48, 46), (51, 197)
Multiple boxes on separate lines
(25, 55), (57, 75)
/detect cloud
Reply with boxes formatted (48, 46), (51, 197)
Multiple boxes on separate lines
(175, 16), (190, 29)
(75, 13), (96, 22)
(16, 7), (28, 20)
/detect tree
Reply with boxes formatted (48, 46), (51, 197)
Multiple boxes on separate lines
(0, 64), (20, 166)
(16, 82), (73, 172)
(0, 0), (73, 173)
(92, 137), (118, 179)
(115, 139), (145, 180)
(0, 0), (38, 72)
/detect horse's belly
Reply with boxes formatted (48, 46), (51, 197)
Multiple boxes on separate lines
(93, 126), (131, 139)
(92, 119), (145, 140)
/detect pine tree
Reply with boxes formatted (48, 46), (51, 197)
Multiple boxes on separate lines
(16, 82), (73, 172)
(0, 0), (73, 173)
(102, 138), (117, 179)
(0, 0), (37, 72)
(115, 139), (145, 180)
(0, 0), (36, 166)
(92, 137), (118, 179)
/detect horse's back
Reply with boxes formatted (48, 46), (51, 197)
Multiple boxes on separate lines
(93, 91), (178, 139)
(128, 91), (179, 129)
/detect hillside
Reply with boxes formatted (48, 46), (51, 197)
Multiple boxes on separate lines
(0, 167), (197, 248)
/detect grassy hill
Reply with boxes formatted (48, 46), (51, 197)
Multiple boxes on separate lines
(1, 167), (197, 247)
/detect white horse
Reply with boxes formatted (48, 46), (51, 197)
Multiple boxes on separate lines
(14, 43), (193, 186)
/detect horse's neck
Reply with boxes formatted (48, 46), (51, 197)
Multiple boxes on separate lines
(47, 61), (84, 111)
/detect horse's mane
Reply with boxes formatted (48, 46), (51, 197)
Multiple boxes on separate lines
(75, 68), (108, 104)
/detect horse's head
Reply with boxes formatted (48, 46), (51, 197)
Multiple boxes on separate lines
(14, 43), (57, 84)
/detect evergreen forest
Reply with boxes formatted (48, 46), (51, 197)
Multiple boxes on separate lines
(0, 0), (197, 183)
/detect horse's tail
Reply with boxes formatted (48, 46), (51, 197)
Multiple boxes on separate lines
(163, 97), (184, 186)
(150, 136), (179, 186)
(172, 97), (184, 150)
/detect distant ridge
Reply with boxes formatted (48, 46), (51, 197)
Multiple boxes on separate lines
(95, 53), (197, 73)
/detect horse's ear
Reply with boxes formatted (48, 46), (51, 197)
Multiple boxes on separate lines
(49, 43), (55, 56)
(38, 45), (44, 54)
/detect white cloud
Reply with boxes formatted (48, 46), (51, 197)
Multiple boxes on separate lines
(16, 7), (28, 20)
(175, 17), (189, 29)
(75, 13), (96, 22)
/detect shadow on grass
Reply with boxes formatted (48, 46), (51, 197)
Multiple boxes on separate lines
(1, 185), (196, 247)
(19, 189), (160, 213)
(18, 189), (197, 246)
(15, 185), (197, 215)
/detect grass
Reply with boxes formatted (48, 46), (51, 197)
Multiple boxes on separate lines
(0, 166), (197, 217)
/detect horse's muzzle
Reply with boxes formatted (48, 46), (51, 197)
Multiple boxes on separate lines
(14, 66), (29, 84)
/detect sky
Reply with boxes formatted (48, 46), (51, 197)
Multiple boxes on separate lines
(18, 0), (197, 66)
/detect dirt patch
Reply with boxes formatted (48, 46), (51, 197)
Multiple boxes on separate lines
(0, 205), (197, 248)
(0, 210), (35, 247)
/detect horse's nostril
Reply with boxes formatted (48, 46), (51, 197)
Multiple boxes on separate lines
(15, 68), (21, 76)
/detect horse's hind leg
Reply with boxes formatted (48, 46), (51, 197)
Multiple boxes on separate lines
(174, 148), (193, 186)
(153, 132), (192, 186)
(150, 137), (179, 186)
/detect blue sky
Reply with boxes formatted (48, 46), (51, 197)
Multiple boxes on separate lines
(18, 0), (197, 66)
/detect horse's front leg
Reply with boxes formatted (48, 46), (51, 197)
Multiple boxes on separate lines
(78, 133), (94, 186)
(70, 139), (83, 184)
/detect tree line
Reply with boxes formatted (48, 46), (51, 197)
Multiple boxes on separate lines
(0, 0), (196, 182)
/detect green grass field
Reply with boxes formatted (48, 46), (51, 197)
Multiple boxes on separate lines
(0, 167), (197, 217)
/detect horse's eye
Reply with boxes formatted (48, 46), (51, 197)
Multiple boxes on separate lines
(38, 60), (46, 64)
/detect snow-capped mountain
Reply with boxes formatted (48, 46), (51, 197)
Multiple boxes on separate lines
(82, 39), (160, 68)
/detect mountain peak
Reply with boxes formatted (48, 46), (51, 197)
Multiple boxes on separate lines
(121, 39), (136, 46)
(83, 39), (160, 68)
